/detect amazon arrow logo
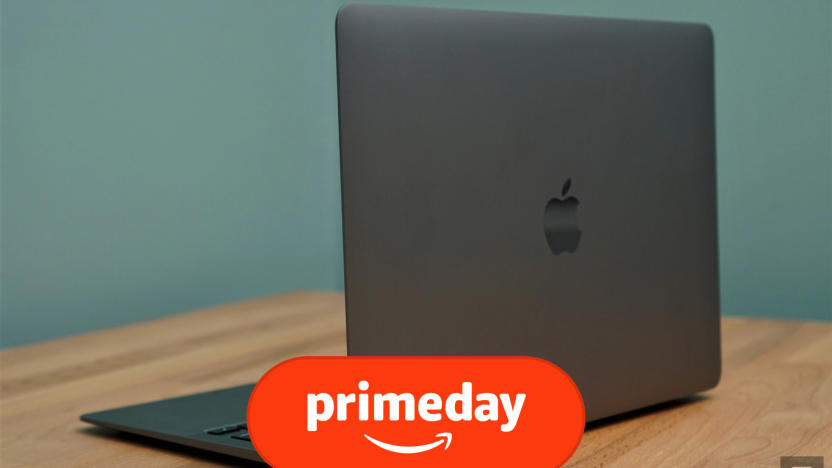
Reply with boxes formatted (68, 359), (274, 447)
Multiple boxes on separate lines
(364, 432), (452, 454)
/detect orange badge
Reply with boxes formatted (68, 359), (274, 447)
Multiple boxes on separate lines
(248, 356), (584, 468)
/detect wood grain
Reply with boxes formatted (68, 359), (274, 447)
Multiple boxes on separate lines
(1, 291), (830, 466)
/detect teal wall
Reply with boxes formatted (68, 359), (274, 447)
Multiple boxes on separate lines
(2, 0), (830, 348)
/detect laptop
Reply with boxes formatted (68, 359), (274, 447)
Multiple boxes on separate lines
(81, 3), (720, 462)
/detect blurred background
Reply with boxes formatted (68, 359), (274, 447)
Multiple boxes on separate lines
(1, 0), (830, 348)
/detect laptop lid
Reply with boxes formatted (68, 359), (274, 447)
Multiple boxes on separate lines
(336, 4), (720, 421)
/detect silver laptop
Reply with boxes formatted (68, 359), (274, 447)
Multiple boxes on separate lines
(81, 4), (720, 460)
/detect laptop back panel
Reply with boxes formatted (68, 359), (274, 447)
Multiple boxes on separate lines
(336, 4), (720, 421)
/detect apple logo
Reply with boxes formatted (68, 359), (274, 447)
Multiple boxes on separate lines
(544, 178), (582, 255)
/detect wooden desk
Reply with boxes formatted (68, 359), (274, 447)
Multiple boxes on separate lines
(1, 292), (830, 466)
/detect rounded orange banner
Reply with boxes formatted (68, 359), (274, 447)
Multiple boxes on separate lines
(248, 356), (584, 468)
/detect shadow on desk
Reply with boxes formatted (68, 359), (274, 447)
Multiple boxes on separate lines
(77, 427), (265, 467)
(585, 394), (710, 431)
